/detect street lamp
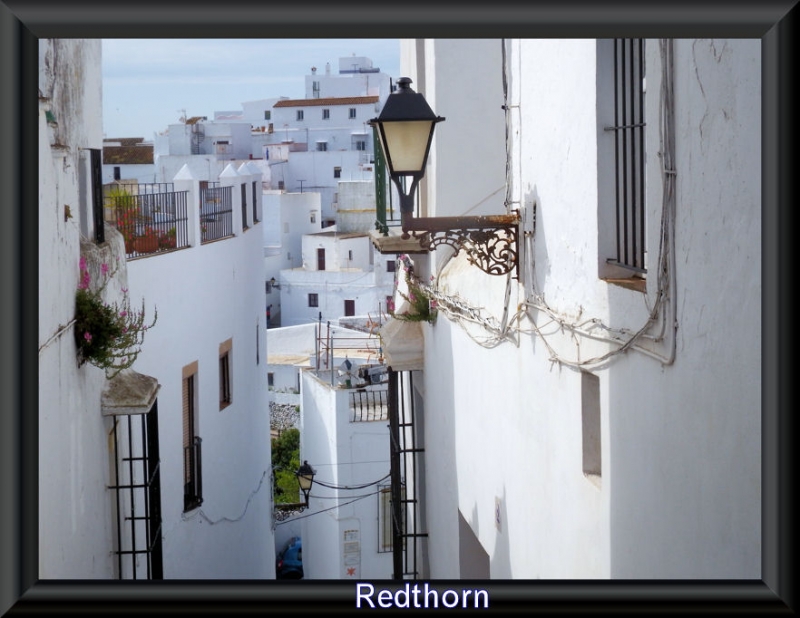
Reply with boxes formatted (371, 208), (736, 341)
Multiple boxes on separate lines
(297, 460), (316, 507)
(369, 77), (520, 277)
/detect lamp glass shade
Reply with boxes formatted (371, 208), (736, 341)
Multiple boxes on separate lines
(297, 461), (315, 493)
(377, 120), (436, 176)
(298, 473), (313, 492)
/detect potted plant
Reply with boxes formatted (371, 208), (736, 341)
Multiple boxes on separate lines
(158, 227), (177, 250)
(74, 256), (157, 378)
(108, 186), (139, 253)
(133, 226), (160, 254)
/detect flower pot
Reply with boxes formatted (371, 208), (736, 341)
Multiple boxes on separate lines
(134, 235), (159, 254)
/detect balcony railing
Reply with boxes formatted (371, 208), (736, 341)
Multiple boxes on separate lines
(350, 388), (389, 422)
(200, 184), (233, 242)
(106, 185), (190, 259)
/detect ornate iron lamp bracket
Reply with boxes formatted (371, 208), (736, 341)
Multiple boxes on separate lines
(404, 211), (520, 277)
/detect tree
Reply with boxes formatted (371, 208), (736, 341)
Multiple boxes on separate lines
(271, 428), (300, 504)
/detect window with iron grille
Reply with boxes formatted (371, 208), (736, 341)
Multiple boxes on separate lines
(219, 338), (232, 410)
(600, 38), (647, 278)
(349, 108), (357, 119)
(296, 110), (304, 121)
(317, 142), (328, 152)
(334, 167), (341, 179)
(308, 293), (319, 308)
(182, 363), (203, 511)
(108, 403), (163, 579)
(322, 109), (330, 120)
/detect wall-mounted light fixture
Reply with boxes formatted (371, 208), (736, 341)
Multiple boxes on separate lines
(369, 77), (520, 277)
(269, 277), (281, 290)
(274, 460), (317, 513)
(297, 460), (316, 508)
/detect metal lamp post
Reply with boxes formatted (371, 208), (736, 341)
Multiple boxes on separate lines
(369, 77), (520, 277)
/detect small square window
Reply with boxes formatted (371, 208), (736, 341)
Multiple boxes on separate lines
(264, 110), (271, 120)
(322, 109), (330, 120)
(296, 110), (304, 121)
(334, 167), (341, 179)
(387, 260), (396, 273)
(308, 293), (319, 308)
(349, 108), (356, 119)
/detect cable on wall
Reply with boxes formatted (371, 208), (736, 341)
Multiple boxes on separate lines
(426, 39), (678, 369)
(181, 469), (270, 526)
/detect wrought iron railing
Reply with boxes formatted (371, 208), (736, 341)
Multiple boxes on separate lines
(106, 184), (189, 259)
(183, 436), (203, 512)
(200, 185), (233, 242)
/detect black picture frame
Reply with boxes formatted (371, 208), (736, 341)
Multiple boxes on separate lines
(2, 1), (794, 614)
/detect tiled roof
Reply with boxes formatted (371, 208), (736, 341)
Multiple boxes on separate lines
(273, 96), (379, 108)
(103, 145), (154, 165)
(103, 137), (146, 146)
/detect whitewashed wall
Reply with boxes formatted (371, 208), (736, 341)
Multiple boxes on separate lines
(38, 38), (117, 579)
(280, 234), (392, 327)
(102, 163), (157, 184)
(300, 368), (392, 580)
(407, 38), (761, 580)
(125, 172), (274, 579)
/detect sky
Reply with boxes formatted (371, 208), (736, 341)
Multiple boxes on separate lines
(101, 39), (401, 140)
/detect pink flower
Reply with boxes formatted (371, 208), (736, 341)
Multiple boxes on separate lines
(101, 263), (109, 275)
(83, 332), (92, 342)
(79, 256), (86, 270)
(119, 310), (127, 318)
(408, 293), (416, 302)
(121, 287), (128, 294)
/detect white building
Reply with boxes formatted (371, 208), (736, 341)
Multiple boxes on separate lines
(154, 117), (260, 184)
(122, 162), (274, 579)
(374, 38), (762, 580)
(294, 325), (392, 580)
(102, 137), (157, 184)
(278, 228), (394, 328)
(271, 179), (395, 328)
(262, 190), (324, 326)
(38, 37), (275, 583)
